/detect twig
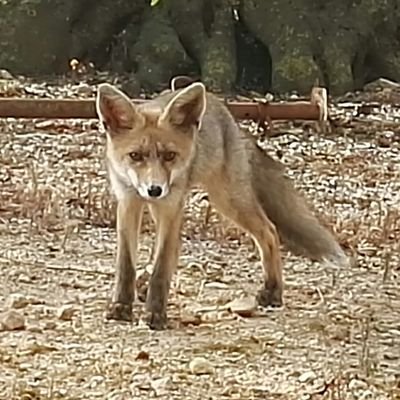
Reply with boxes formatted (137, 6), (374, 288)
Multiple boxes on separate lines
(0, 256), (113, 277)
(119, 334), (125, 390)
(47, 377), (54, 399)
(382, 250), (391, 283)
(360, 314), (372, 376)
(45, 263), (113, 277)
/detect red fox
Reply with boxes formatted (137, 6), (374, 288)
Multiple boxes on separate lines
(95, 81), (348, 330)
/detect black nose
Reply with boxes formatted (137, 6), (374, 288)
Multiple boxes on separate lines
(148, 185), (163, 198)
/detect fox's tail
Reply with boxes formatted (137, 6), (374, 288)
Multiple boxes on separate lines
(249, 144), (348, 266)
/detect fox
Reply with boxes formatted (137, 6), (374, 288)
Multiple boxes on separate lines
(95, 80), (348, 330)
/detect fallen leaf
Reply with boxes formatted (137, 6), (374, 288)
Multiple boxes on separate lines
(136, 350), (150, 361)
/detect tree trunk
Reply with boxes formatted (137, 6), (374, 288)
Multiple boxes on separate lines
(130, 3), (197, 92)
(168, 0), (237, 92)
(0, 0), (85, 75)
(0, 0), (399, 95)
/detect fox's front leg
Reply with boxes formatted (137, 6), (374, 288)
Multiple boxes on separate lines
(106, 196), (144, 322)
(146, 200), (184, 330)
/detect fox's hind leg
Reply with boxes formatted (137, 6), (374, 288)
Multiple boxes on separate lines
(146, 199), (184, 330)
(106, 196), (144, 322)
(208, 187), (283, 307)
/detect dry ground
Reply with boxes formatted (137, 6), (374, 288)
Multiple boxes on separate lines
(0, 80), (399, 399)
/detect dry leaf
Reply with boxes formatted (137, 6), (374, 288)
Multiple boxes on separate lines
(24, 341), (58, 355)
(57, 305), (76, 321)
(136, 350), (150, 361)
(5, 293), (31, 309)
(0, 77), (399, 400)
(5, 293), (42, 309)
(298, 370), (317, 383)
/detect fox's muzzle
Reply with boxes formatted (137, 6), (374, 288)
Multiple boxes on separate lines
(136, 182), (169, 200)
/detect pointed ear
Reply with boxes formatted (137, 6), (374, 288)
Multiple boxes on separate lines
(159, 82), (206, 130)
(96, 83), (142, 133)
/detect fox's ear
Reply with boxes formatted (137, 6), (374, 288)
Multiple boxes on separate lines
(159, 82), (206, 130)
(96, 83), (141, 133)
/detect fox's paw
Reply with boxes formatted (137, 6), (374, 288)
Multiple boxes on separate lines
(147, 311), (167, 331)
(106, 302), (132, 322)
(257, 284), (283, 308)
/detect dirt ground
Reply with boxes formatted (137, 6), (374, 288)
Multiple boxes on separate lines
(0, 80), (399, 399)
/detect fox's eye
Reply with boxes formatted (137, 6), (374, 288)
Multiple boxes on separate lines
(129, 152), (143, 162)
(163, 151), (177, 162)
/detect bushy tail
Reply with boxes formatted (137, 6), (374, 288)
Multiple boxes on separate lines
(249, 144), (348, 266)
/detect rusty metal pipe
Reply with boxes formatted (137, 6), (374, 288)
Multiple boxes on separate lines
(0, 97), (323, 121)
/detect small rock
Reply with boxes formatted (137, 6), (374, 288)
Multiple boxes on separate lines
(189, 357), (214, 375)
(364, 78), (400, 91)
(348, 378), (368, 391)
(27, 325), (43, 334)
(57, 305), (76, 321)
(18, 274), (32, 284)
(0, 310), (25, 331)
(150, 377), (170, 396)
(377, 131), (394, 147)
(264, 92), (274, 101)
(0, 69), (15, 80)
(19, 362), (33, 371)
(89, 375), (105, 389)
(44, 321), (57, 330)
(180, 314), (202, 327)
(76, 83), (93, 96)
(298, 370), (317, 383)
(226, 297), (257, 317)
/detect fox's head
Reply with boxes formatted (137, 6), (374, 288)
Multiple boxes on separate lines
(96, 82), (206, 200)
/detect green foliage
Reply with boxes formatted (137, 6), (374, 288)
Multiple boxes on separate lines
(150, 0), (161, 6)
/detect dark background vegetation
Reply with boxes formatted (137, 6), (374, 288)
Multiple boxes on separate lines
(1, 0), (400, 95)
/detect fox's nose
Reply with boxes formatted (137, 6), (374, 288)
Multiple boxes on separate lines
(147, 185), (163, 198)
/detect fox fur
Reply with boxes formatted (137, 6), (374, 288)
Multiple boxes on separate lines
(96, 81), (347, 330)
